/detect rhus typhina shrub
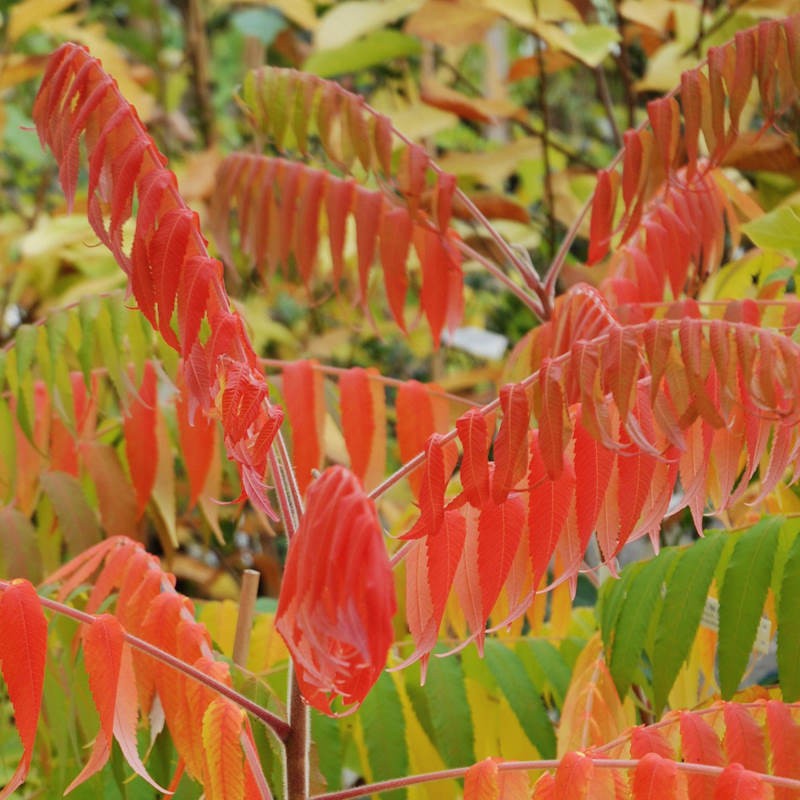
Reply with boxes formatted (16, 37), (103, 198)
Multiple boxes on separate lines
(1, 12), (800, 800)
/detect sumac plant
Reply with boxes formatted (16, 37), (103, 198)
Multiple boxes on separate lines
(1, 12), (800, 800)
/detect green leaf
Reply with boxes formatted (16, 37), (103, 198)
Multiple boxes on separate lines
(651, 533), (726, 713)
(0, 506), (41, 582)
(483, 639), (556, 758)
(14, 323), (38, 382)
(567, 24), (620, 67)
(0, 399), (17, 504)
(405, 654), (474, 768)
(96, 301), (126, 401)
(358, 671), (407, 799)
(310, 711), (343, 792)
(46, 310), (69, 387)
(742, 206), (800, 258)
(598, 560), (643, 653)
(303, 30), (422, 78)
(231, 7), (287, 45)
(777, 531), (800, 700)
(718, 517), (781, 698)
(78, 295), (100, 388)
(39, 470), (103, 557)
(516, 639), (571, 709)
(608, 549), (678, 697)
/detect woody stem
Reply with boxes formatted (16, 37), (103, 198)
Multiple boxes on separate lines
(268, 428), (311, 799)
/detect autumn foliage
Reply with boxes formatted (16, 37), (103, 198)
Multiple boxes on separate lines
(1, 5), (800, 800)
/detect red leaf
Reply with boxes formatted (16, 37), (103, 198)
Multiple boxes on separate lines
(632, 753), (678, 800)
(414, 225), (459, 347)
(405, 434), (450, 539)
(766, 700), (800, 800)
(282, 360), (323, 495)
(397, 143), (428, 218)
(404, 510), (466, 671)
(535, 360), (566, 479)
(275, 467), (396, 714)
(723, 702), (766, 774)
(573, 418), (615, 565)
(528, 433), (576, 585)
(176, 380), (217, 508)
(493, 383), (531, 503)
(354, 186), (383, 304)
(712, 764), (767, 800)
(648, 97), (680, 172)
(176, 256), (221, 356)
(680, 712), (724, 800)
(0, 580), (47, 800)
(630, 725), (675, 759)
(294, 167), (325, 287)
(457, 408), (492, 507)
(464, 757), (499, 800)
(124, 361), (158, 519)
(477, 495), (525, 633)
(588, 169), (617, 265)
(379, 205), (412, 330)
(66, 615), (124, 792)
(397, 380), (437, 497)
(554, 751), (593, 800)
(325, 177), (355, 287)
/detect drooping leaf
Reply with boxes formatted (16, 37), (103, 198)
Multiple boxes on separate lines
(718, 517), (781, 698)
(358, 671), (408, 800)
(777, 531), (800, 700)
(651, 533), (726, 714)
(483, 639), (555, 758)
(123, 360), (158, 519)
(0, 580), (48, 800)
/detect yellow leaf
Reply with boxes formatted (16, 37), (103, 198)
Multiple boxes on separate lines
(0, 54), (50, 90)
(389, 671), (457, 800)
(38, 17), (157, 120)
(201, 699), (245, 800)
(249, 612), (290, 672)
(318, 0), (423, 50)
(199, 600), (239, 658)
(6, 0), (75, 42)
(557, 634), (633, 756)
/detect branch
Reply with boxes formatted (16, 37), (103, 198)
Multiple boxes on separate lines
(2, 584), (293, 741)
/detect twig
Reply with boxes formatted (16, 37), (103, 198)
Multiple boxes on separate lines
(233, 568), (261, 667)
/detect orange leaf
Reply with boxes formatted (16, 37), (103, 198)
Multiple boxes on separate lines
(202, 699), (245, 800)
(456, 408), (492, 507)
(723, 703), (766, 774)
(379, 205), (412, 331)
(712, 763), (767, 800)
(275, 467), (396, 714)
(588, 169), (618, 265)
(282, 360), (324, 495)
(354, 186), (382, 305)
(766, 700), (800, 800)
(397, 380), (436, 497)
(124, 361), (158, 519)
(528, 433), (576, 585)
(632, 753), (678, 800)
(176, 379), (217, 508)
(464, 757), (499, 800)
(493, 383), (530, 503)
(679, 712), (724, 800)
(0, 580), (47, 800)
(325, 177), (355, 287)
(554, 752), (594, 800)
